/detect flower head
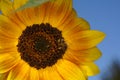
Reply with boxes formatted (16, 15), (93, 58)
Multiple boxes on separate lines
(0, 0), (105, 80)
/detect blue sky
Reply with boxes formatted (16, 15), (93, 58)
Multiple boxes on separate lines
(73, 0), (120, 80)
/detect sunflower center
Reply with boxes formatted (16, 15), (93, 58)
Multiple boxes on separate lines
(17, 23), (67, 69)
(34, 36), (50, 52)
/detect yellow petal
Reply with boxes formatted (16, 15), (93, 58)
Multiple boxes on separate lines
(66, 30), (106, 50)
(16, 0), (50, 11)
(0, 30), (17, 40)
(33, 2), (48, 24)
(64, 47), (102, 65)
(28, 68), (39, 80)
(0, 47), (17, 54)
(59, 10), (77, 31)
(0, 29), (17, 41)
(0, 32), (18, 48)
(15, 1), (54, 26)
(79, 62), (100, 76)
(40, 0), (72, 28)
(0, 15), (22, 37)
(19, 7), (40, 25)
(15, 8), (35, 26)
(13, 0), (72, 28)
(0, 44), (17, 49)
(0, 53), (20, 73)
(0, 0), (14, 15)
(0, 0), (1, 10)
(0, 28), (17, 39)
(7, 60), (30, 80)
(63, 18), (90, 36)
(0, 33), (17, 48)
(78, 47), (102, 61)
(7, 13), (26, 30)
(0, 72), (9, 80)
(55, 59), (87, 80)
(13, 0), (28, 10)
(40, 67), (63, 80)
(51, 0), (72, 24)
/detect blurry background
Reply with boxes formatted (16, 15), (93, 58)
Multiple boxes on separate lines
(73, 0), (120, 80)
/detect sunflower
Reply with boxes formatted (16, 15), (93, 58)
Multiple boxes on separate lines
(0, 0), (105, 80)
